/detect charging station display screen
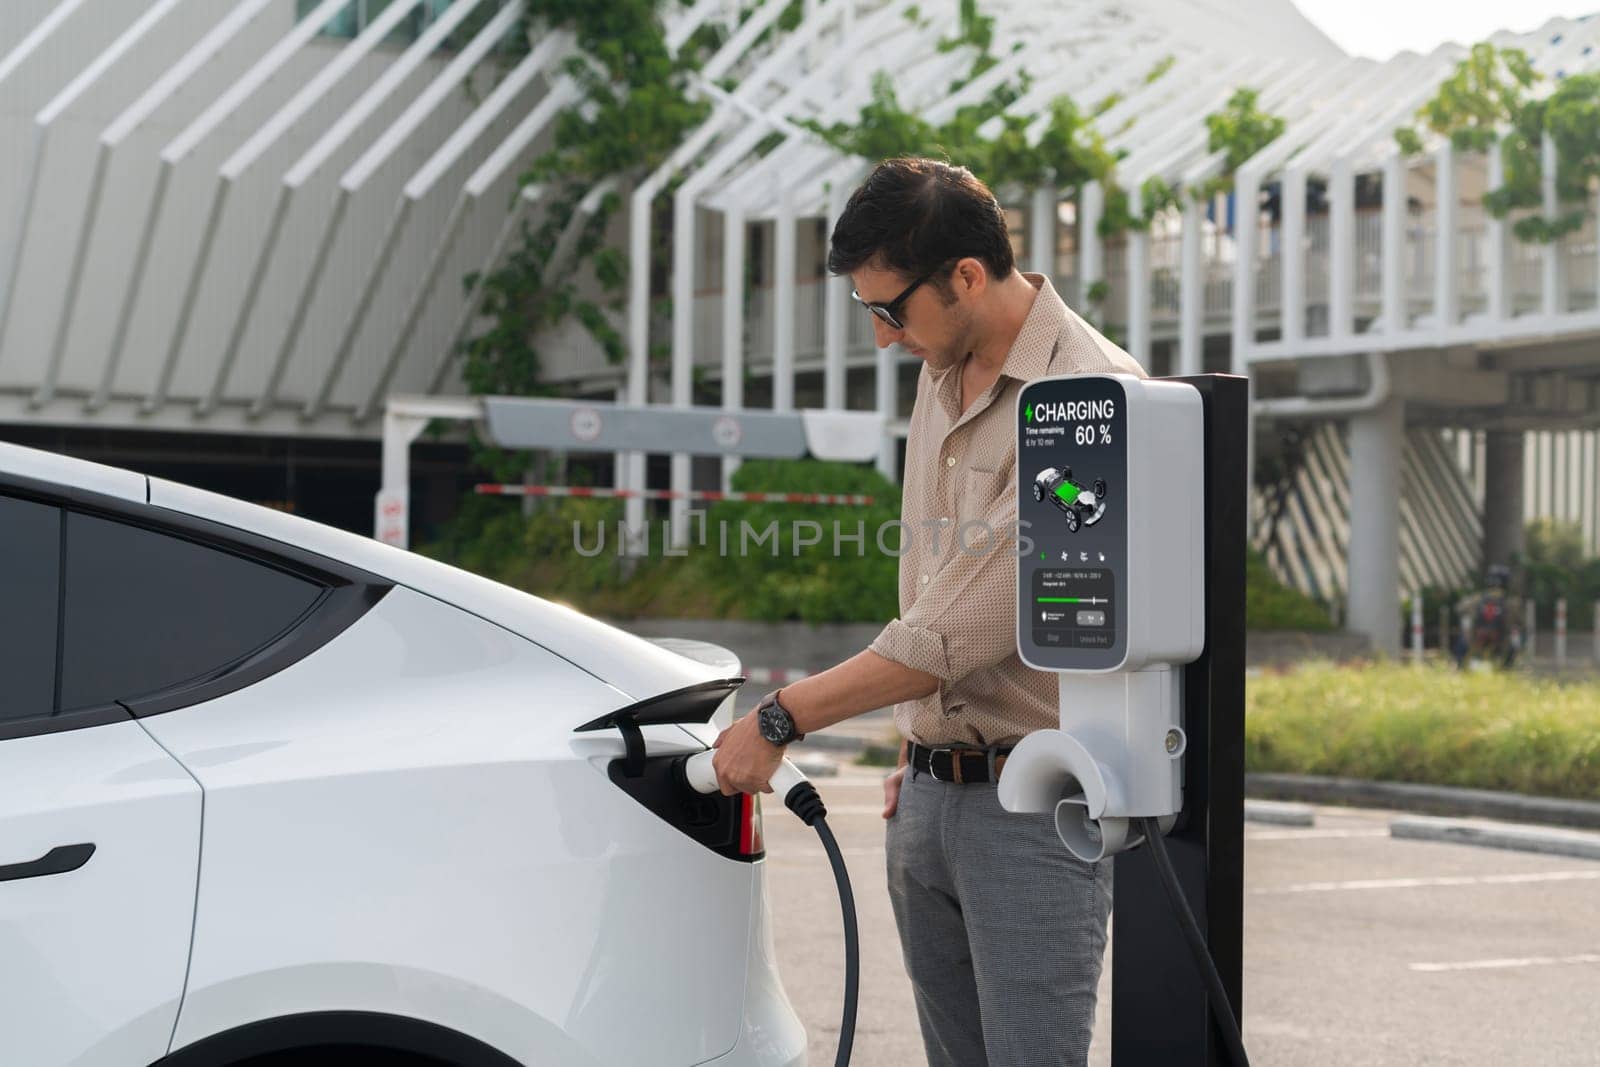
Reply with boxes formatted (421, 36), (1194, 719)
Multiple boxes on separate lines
(1016, 375), (1128, 670)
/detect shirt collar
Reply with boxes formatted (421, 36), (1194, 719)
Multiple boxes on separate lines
(996, 272), (1067, 384)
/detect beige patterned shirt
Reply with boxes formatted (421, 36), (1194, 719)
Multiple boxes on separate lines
(869, 274), (1147, 747)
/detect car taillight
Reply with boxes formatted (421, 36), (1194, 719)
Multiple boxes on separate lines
(608, 756), (765, 862)
(739, 793), (764, 858)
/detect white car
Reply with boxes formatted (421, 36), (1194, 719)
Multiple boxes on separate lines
(0, 441), (807, 1067)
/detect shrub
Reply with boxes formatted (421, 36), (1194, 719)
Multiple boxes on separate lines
(1245, 549), (1334, 631)
(419, 459), (902, 622)
(1246, 661), (1600, 799)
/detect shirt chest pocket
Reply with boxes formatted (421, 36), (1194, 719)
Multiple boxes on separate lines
(956, 464), (1008, 542)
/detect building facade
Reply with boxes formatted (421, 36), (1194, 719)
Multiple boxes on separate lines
(2, 1), (1597, 652)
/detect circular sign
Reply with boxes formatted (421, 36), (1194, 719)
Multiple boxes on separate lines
(570, 406), (603, 443)
(712, 414), (743, 448)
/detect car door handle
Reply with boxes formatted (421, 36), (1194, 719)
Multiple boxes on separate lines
(0, 843), (95, 883)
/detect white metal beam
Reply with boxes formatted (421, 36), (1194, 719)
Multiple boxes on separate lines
(332, 35), (578, 423)
(250, 0), (526, 420)
(194, 0), (432, 416)
(0, 0), (187, 381)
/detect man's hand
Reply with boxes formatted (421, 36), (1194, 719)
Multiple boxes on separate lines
(711, 708), (785, 796)
(882, 765), (907, 819)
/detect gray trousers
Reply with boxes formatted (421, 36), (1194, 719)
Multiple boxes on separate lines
(886, 764), (1113, 1067)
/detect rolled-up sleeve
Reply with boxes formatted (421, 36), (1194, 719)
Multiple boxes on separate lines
(869, 478), (1018, 685)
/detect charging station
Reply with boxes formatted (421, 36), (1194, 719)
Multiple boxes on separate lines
(1001, 373), (1248, 1066)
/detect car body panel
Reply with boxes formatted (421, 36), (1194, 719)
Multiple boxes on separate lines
(0, 441), (146, 504)
(146, 477), (722, 702)
(0, 721), (201, 1067)
(708, 866), (808, 1067)
(141, 586), (756, 1067)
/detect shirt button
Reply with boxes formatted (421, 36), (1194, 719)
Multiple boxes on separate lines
(946, 456), (957, 468)
(920, 574), (930, 585)
(940, 517), (950, 526)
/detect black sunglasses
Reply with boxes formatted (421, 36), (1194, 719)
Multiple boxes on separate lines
(851, 269), (939, 331)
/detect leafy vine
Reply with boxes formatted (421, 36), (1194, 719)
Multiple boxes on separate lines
(1395, 42), (1600, 243)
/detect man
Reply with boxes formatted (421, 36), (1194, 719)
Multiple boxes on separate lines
(712, 157), (1146, 1066)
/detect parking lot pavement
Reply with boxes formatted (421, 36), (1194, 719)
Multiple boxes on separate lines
(763, 764), (1600, 1066)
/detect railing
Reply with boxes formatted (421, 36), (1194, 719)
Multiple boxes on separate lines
(687, 276), (876, 370)
(700, 208), (1600, 361)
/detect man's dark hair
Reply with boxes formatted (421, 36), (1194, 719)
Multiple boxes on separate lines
(827, 158), (1015, 285)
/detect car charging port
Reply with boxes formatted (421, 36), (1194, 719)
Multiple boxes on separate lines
(607, 755), (763, 862)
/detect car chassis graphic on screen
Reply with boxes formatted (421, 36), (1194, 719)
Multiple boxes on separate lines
(1032, 466), (1108, 532)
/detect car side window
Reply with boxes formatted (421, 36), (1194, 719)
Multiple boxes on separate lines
(0, 495), (62, 722)
(59, 511), (326, 712)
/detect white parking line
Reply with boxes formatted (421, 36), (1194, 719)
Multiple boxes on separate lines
(1253, 869), (1600, 895)
(1245, 828), (1390, 842)
(1411, 953), (1600, 973)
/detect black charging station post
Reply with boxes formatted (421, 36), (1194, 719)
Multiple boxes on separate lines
(1109, 374), (1248, 1066)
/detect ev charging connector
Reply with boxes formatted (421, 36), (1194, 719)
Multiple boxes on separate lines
(1001, 373), (1205, 863)
(680, 749), (859, 1067)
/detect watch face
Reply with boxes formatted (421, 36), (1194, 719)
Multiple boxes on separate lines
(758, 703), (789, 743)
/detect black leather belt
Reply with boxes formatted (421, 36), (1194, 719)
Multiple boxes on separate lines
(907, 742), (1014, 784)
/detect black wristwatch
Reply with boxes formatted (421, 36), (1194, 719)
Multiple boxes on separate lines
(756, 689), (805, 746)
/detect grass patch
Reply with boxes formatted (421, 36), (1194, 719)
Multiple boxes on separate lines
(857, 665), (1600, 799)
(1247, 662), (1600, 800)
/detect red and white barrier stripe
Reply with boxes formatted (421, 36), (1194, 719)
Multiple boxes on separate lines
(475, 484), (874, 506)
(744, 668), (810, 686)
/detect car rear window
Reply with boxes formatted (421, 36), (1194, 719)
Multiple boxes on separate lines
(0, 495), (62, 722)
(59, 512), (325, 712)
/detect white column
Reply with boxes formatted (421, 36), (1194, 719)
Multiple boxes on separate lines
(1230, 173), (1258, 374)
(1487, 147), (1509, 320)
(1347, 396), (1404, 656)
(1179, 193), (1203, 375)
(1079, 182), (1104, 306)
(876, 346), (897, 482)
(1541, 132), (1564, 316)
(1329, 158), (1354, 339)
(670, 193), (699, 542)
(824, 182), (850, 412)
(1434, 140), (1457, 328)
(1281, 169), (1306, 345)
(625, 189), (652, 546)
(614, 382), (628, 498)
(1126, 183), (1150, 367)
(1030, 184), (1057, 275)
(1232, 173), (1260, 538)
(773, 189), (796, 412)
(1382, 154), (1405, 333)
(721, 204), (746, 492)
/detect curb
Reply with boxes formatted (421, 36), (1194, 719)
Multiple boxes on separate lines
(1244, 800), (1314, 827)
(796, 734), (1600, 832)
(1391, 816), (1600, 862)
(1246, 773), (1600, 831)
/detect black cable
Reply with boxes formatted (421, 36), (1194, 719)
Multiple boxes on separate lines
(785, 783), (859, 1067)
(1138, 817), (1250, 1067)
(813, 818), (859, 1067)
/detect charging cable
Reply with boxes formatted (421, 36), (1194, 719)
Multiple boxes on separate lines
(1138, 817), (1250, 1066)
(679, 751), (859, 1067)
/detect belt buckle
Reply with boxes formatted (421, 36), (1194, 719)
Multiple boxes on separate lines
(925, 746), (955, 782)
